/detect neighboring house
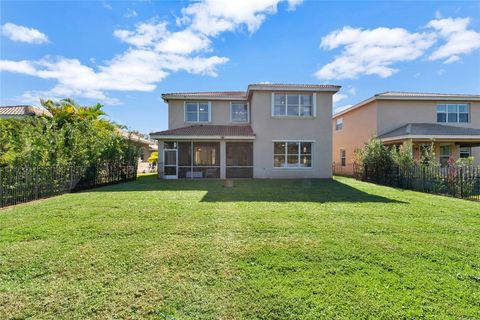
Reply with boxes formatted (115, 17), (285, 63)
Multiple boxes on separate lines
(0, 105), (52, 118)
(332, 92), (480, 171)
(150, 83), (340, 179)
(119, 130), (158, 173)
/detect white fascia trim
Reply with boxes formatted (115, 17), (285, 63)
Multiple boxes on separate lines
(378, 96), (480, 101)
(248, 85), (340, 93)
(151, 135), (256, 140)
(163, 95), (247, 101)
(380, 135), (480, 142)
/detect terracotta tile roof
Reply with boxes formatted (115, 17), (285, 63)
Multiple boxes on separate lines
(378, 123), (480, 139)
(162, 84), (342, 101)
(248, 83), (341, 89)
(151, 125), (255, 137)
(377, 92), (480, 98)
(162, 91), (246, 99)
(333, 91), (480, 118)
(0, 105), (52, 117)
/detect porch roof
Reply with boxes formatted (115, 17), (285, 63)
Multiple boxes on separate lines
(378, 123), (480, 142)
(150, 125), (255, 140)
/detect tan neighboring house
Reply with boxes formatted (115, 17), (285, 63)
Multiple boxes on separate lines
(332, 92), (480, 172)
(150, 83), (340, 179)
(0, 105), (52, 118)
(119, 130), (158, 173)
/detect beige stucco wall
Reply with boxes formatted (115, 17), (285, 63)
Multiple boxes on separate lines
(377, 100), (480, 135)
(472, 147), (480, 164)
(168, 100), (249, 129)
(332, 101), (378, 168)
(250, 91), (334, 179)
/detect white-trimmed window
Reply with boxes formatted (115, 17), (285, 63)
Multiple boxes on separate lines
(340, 149), (346, 166)
(273, 93), (314, 117)
(230, 102), (249, 122)
(274, 141), (312, 168)
(439, 144), (452, 166)
(459, 145), (471, 158)
(437, 103), (469, 123)
(185, 102), (210, 122)
(335, 118), (343, 131)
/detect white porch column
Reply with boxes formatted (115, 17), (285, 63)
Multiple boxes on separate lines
(220, 140), (226, 179)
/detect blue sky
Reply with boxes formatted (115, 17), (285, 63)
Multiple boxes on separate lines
(1, 0), (479, 133)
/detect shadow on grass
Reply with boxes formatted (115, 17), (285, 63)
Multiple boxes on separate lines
(90, 175), (405, 204)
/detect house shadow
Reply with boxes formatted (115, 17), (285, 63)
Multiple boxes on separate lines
(91, 175), (405, 204)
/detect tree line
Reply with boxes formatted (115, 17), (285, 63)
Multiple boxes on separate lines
(0, 99), (138, 167)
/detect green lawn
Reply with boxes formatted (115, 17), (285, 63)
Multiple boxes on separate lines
(1, 176), (479, 319)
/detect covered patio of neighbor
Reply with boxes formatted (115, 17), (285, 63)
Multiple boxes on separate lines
(378, 123), (480, 165)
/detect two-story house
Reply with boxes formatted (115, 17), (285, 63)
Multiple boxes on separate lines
(150, 83), (340, 179)
(332, 92), (480, 172)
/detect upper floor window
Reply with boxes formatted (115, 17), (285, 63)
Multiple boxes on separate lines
(231, 102), (249, 122)
(273, 93), (314, 117)
(185, 102), (210, 122)
(437, 103), (469, 123)
(335, 118), (343, 131)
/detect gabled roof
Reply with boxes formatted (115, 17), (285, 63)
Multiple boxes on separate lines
(0, 105), (52, 117)
(150, 125), (255, 139)
(333, 91), (480, 118)
(378, 123), (480, 140)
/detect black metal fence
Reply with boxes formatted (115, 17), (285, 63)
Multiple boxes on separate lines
(0, 161), (137, 208)
(343, 163), (480, 201)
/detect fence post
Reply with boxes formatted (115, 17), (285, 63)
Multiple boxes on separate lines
(459, 166), (464, 199)
(0, 167), (3, 208)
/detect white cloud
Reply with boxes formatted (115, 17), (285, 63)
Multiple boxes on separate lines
(316, 26), (435, 80)
(102, 2), (112, 10)
(114, 22), (169, 47)
(427, 17), (480, 63)
(180, 0), (302, 36)
(316, 16), (480, 80)
(1, 23), (48, 44)
(124, 9), (138, 18)
(333, 92), (348, 106)
(1, 0), (301, 104)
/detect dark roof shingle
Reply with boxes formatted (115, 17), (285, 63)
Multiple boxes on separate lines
(378, 123), (480, 139)
(150, 125), (254, 137)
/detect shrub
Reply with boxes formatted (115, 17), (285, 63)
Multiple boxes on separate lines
(148, 152), (158, 163)
(355, 138), (394, 172)
(0, 99), (137, 167)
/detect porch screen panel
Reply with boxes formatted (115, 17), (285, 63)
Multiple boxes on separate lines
(192, 142), (220, 178)
(178, 142), (192, 179)
(226, 142), (253, 178)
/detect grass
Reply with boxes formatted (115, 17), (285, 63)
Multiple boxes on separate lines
(0, 176), (479, 319)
